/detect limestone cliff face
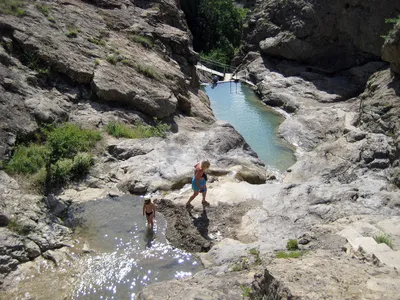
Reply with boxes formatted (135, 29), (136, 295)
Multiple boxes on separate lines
(243, 0), (400, 72)
(0, 0), (199, 159)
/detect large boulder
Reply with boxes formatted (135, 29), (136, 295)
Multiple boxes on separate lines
(245, 0), (400, 71)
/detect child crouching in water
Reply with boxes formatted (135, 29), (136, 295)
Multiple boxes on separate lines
(143, 198), (156, 228)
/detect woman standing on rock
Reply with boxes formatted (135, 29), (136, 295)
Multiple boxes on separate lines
(186, 160), (211, 208)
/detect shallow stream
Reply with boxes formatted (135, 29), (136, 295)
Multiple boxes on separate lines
(8, 195), (201, 299)
(203, 82), (296, 172)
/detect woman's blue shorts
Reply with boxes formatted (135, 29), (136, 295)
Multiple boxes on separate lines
(192, 177), (206, 192)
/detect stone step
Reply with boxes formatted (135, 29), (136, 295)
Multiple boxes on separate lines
(349, 236), (377, 251)
(360, 242), (392, 256)
(339, 227), (362, 242)
(373, 251), (400, 270)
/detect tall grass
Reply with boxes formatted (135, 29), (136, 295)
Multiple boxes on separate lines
(106, 121), (170, 139)
(374, 233), (393, 249)
(130, 35), (153, 48)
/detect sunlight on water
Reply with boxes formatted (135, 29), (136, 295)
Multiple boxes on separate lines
(68, 195), (201, 299)
(203, 82), (296, 172)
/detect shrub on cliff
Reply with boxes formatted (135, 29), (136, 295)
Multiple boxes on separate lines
(6, 144), (49, 175)
(5, 123), (102, 193)
(381, 15), (400, 40)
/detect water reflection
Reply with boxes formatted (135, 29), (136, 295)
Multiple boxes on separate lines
(66, 195), (202, 299)
(144, 226), (155, 249)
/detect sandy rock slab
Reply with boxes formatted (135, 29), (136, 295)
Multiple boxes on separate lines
(254, 249), (400, 300)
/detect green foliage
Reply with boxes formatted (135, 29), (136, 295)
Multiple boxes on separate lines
(185, 0), (248, 64)
(7, 219), (30, 235)
(5, 144), (49, 175)
(130, 35), (153, 48)
(106, 120), (170, 139)
(381, 15), (400, 40)
(36, 4), (50, 16)
(201, 48), (232, 66)
(286, 239), (299, 251)
(94, 58), (101, 66)
(46, 123), (102, 162)
(65, 27), (80, 38)
(374, 233), (394, 249)
(70, 153), (94, 178)
(51, 158), (73, 185)
(276, 251), (303, 259)
(50, 154), (92, 184)
(0, 0), (25, 16)
(240, 285), (252, 298)
(88, 37), (106, 46)
(5, 123), (102, 193)
(135, 63), (158, 79)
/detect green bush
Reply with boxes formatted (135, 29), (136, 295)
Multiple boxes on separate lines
(5, 123), (102, 193)
(5, 144), (49, 175)
(46, 123), (102, 162)
(70, 153), (94, 178)
(286, 239), (299, 251)
(0, 0), (25, 16)
(107, 120), (170, 139)
(374, 233), (393, 249)
(130, 35), (153, 48)
(50, 154), (93, 185)
(51, 158), (73, 185)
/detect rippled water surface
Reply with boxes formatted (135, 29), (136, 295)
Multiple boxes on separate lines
(7, 195), (202, 299)
(203, 82), (296, 172)
(69, 195), (202, 299)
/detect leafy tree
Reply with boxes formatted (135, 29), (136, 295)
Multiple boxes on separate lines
(181, 0), (248, 64)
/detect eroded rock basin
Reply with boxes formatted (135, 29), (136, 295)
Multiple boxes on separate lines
(6, 195), (202, 299)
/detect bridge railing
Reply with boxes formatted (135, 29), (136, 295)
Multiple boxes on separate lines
(199, 57), (237, 76)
